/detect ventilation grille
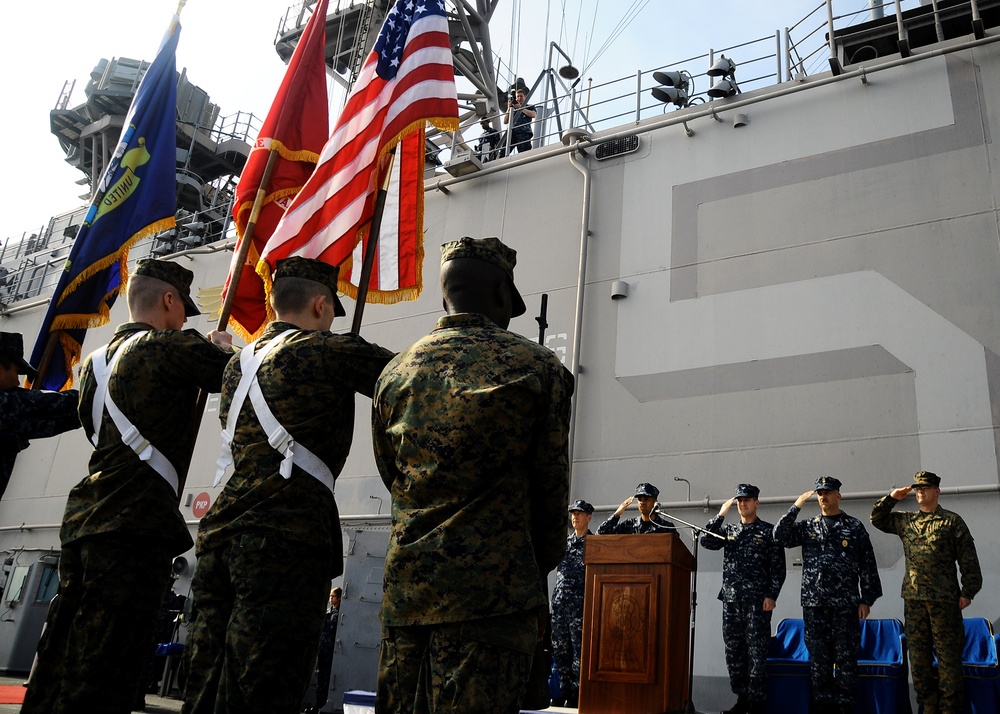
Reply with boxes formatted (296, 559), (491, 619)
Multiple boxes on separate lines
(595, 135), (639, 160)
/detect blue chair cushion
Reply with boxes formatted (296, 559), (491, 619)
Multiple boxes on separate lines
(769, 618), (809, 663)
(858, 619), (905, 667)
(962, 618), (999, 681)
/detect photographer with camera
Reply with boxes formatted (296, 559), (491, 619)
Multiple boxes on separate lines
(504, 85), (536, 154)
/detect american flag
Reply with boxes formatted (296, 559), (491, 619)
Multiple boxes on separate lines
(257, 0), (458, 305)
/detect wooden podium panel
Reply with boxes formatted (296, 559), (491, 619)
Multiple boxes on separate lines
(589, 573), (659, 683)
(579, 534), (694, 714)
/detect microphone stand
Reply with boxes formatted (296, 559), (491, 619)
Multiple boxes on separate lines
(654, 507), (725, 714)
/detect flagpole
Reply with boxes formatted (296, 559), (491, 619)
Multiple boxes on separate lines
(29, 332), (62, 390)
(350, 147), (396, 335)
(217, 148), (282, 331)
(30, 131), (146, 391)
(192, 149), (281, 431)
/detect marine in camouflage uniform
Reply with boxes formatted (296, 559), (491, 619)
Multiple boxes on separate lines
(870, 470), (982, 714)
(597, 482), (678, 535)
(182, 259), (392, 714)
(702, 483), (785, 714)
(0, 331), (80, 500)
(373, 237), (573, 714)
(23, 260), (234, 714)
(550, 499), (594, 707)
(773, 476), (882, 714)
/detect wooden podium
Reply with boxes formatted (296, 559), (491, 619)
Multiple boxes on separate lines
(578, 533), (695, 714)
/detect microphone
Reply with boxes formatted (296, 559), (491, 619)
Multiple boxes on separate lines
(646, 503), (675, 531)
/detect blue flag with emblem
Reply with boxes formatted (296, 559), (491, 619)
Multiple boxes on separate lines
(30, 16), (181, 391)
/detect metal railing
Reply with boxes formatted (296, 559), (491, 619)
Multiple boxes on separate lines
(454, 0), (943, 163)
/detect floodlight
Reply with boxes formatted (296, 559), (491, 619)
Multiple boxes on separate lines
(651, 86), (690, 107)
(707, 55), (737, 78)
(707, 79), (739, 99)
(652, 71), (689, 91)
(559, 64), (580, 80)
(550, 42), (580, 81)
(151, 243), (174, 257)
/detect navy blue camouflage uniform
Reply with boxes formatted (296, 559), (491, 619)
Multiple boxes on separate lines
(773, 477), (882, 712)
(597, 512), (677, 535)
(702, 487), (785, 708)
(0, 331), (80, 500)
(597, 483), (678, 535)
(550, 499), (594, 702)
(507, 104), (535, 153)
(0, 387), (80, 499)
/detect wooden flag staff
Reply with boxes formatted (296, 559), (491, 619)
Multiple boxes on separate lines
(216, 148), (281, 332)
(349, 146), (397, 335)
(190, 148), (280, 422)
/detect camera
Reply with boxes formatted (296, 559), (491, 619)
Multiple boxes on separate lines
(509, 89), (517, 104)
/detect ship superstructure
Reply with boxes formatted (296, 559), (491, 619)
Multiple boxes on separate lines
(2, 1), (1000, 710)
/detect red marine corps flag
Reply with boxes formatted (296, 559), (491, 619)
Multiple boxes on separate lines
(257, 0), (459, 316)
(220, 0), (330, 340)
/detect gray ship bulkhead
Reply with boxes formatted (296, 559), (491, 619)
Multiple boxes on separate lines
(3, 12), (1000, 713)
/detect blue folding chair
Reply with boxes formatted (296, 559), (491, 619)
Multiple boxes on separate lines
(856, 619), (912, 714)
(767, 618), (810, 714)
(960, 617), (999, 714)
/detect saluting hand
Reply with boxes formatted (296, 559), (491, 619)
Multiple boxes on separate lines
(614, 496), (635, 517)
(718, 497), (736, 517)
(889, 486), (912, 500)
(794, 490), (815, 509)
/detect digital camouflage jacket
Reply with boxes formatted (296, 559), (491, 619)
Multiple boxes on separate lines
(374, 313), (574, 627)
(871, 495), (982, 602)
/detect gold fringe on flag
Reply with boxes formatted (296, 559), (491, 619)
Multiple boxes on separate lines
(335, 115), (457, 305)
(253, 114), (459, 315)
(40, 216), (176, 391)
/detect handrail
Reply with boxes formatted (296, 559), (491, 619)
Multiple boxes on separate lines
(430, 27), (1000, 194)
(456, 2), (939, 168)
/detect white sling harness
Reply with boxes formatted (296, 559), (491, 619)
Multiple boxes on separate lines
(87, 331), (179, 496)
(214, 330), (335, 493)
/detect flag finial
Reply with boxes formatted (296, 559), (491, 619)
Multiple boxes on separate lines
(177, 0), (187, 15)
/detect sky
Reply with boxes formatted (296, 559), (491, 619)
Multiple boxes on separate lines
(0, 0), (855, 243)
